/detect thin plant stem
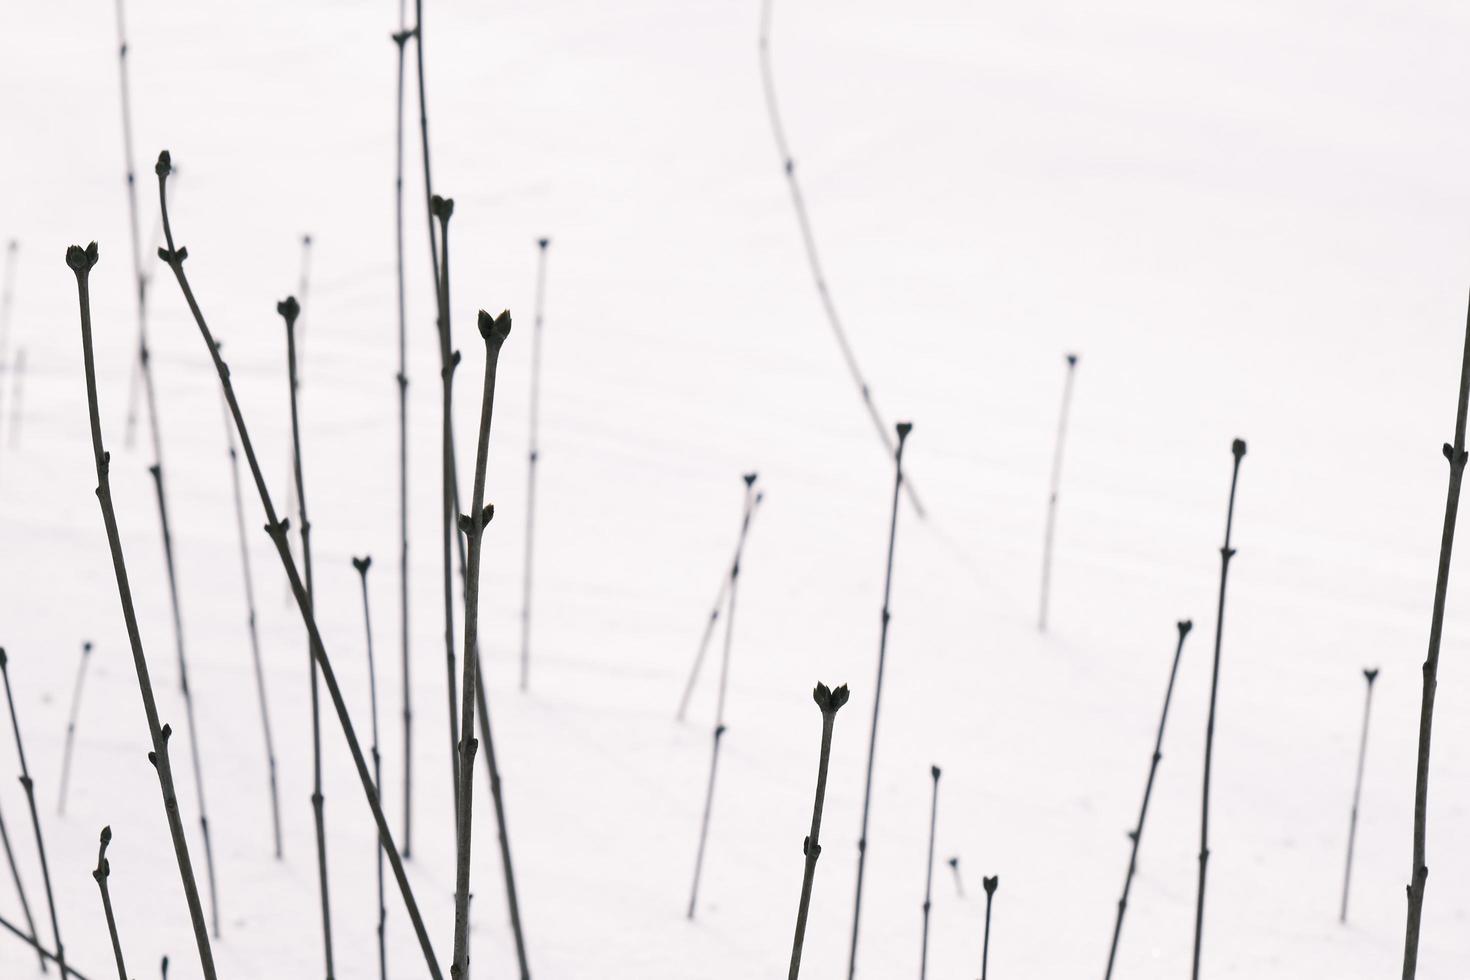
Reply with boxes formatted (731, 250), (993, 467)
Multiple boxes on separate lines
(67, 240), (216, 978)
(1191, 438), (1247, 980)
(92, 827), (128, 980)
(1341, 667), (1379, 924)
(947, 858), (964, 898)
(847, 421), (913, 979)
(218, 370), (283, 857)
(354, 556), (388, 980)
(687, 474), (761, 919)
(451, 310), (513, 978)
(0, 650), (69, 978)
(432, 196), (461, 821)
(392, 16), (416, 860)
(757, 0), (923, 518)
(980, 876), (998, 980)
(520, 237), (550, 692)
(676, 485), (762, 722)
(280, 295), (335, 980)
(151, 159), (444, 980)
(1104, 619), (1192, 979)
(0, 911), (86, 980)
(0, 780), (43, 972)
(919, 766), (940, 980)
(1038, 352), (1078, 632)
(1402, 296), (1470, 979)
(57, 641), (95, 817)
(788, 682), (849, 980)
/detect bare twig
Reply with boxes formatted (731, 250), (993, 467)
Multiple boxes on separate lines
(152, 157), (443, 980)
(947, 857), (964, 898)
(0, 649), (69, 977)
(788, 682), (849, 980)
(1402, 296), (1470, 979)
(1104, 620), (1192, 979)
(1341, 667), (1379, 923)
(92, 827), (128, 980)
(919, 766), (940, 980)
(57, 641), (95, 816)
(847, 421), (913, 979)
(432, 195), (461, 821)
(1038, 352), (1078, 632)
(1191, 439), (1247, 980)
(354, 555), (388, 980)
(520, 237), (550, 692)
(0, 911), (87, 980)
(757, 0), (923, 518)
(980, 876), (997, 980)
(0, 778), (43, 972)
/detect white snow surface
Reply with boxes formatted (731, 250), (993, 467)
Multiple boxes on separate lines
(5, 0), (1470, 977)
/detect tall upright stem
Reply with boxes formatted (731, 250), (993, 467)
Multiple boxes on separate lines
(432, 197), (462, 820)
(788, 682), (848, 980)
(1038, 352), (1078, 632)
(57, 641), (94, 816)
(520, 237), (550, 692)
(392, 16), (415, 860)
(451, 310), (513, 979)
(1402, 298), (1470, 979)
(113, 0), (152, 458)
(980, 876), (997, 980)
(757, 0), (923, 518)
(1191, 438), (1247, 980)
(1104, 619), (1192, 979)
(153, 155), (443, 980)
(67, 239), (216, 979)
(0, 652), (66, 977)
(219, 377), (283, 857)
(919, 766), (941, 980)
(0, 781), (43, 972)
(847, 421), (913, 979)
(281, 296), (335, 980)
(1341, 667), (1378, 924)
(355, 557), (388, 980)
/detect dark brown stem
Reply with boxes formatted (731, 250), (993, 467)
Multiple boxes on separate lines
(676, 485), (761, 722)
(1038, 352), (1078, 632)
(93, 827), (128, 980)
(919, 766), (940, 980)
(1105, 619), (1192, 979)
(432, 196), (461, 823)
(66, 239), (216, 979)
(354, 556), (388, 980)
(280, 295), (335, 980)
(1342, 667), (1379, 923)
(1402, 295), (1470, 979)
(757, 0), (924, 519)
(520, 237), (550, 692)
(789, 683), (848, 980)
(848, 422), (913, 979)
(0, 911), (86, 980)
(218, 374), (282, 857)
(1191, 439), (1246, 980)
(151, 157), (444, 980)
(0, 651), (68, 977)
(451, 310), (512, 978)
(0, 782), (43, 972)
(57, 641), (94, 817)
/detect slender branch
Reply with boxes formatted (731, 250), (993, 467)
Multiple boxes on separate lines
(0, 774), (44, 972)
(0, 911), (87, 980)
(1342, 667), (1379, 924)
(432, 195), (462, 822)
(676, 485), (762, 722)
(92, 827), (128, 980)
(355, 556), (388, 980)
(788, 682), (848, 980)
(218, 363), (283, 857)
(848, 421), (913, 979)
(1104, 619), (1192, 979)
(152, 156), (444, 980)
(980, 876), (998, 980)
(451, 310), (512, 978)
(520, 237), (550, 692)
(947, 857), (964, 898)
(688, 474), (761, 919)
(919, 766), (941, 980)
(57, 641), (94, 816)
(392, 18), (416, 861)
(1038, 352), (1078, 632)
(1402, 296), (1470, 979)
(280, 295), (335, 980)
(0, 650), (69, 978)
(1191, 439), (1247, 980)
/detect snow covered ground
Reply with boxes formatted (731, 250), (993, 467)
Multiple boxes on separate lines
(5, 0), (1470, 976)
